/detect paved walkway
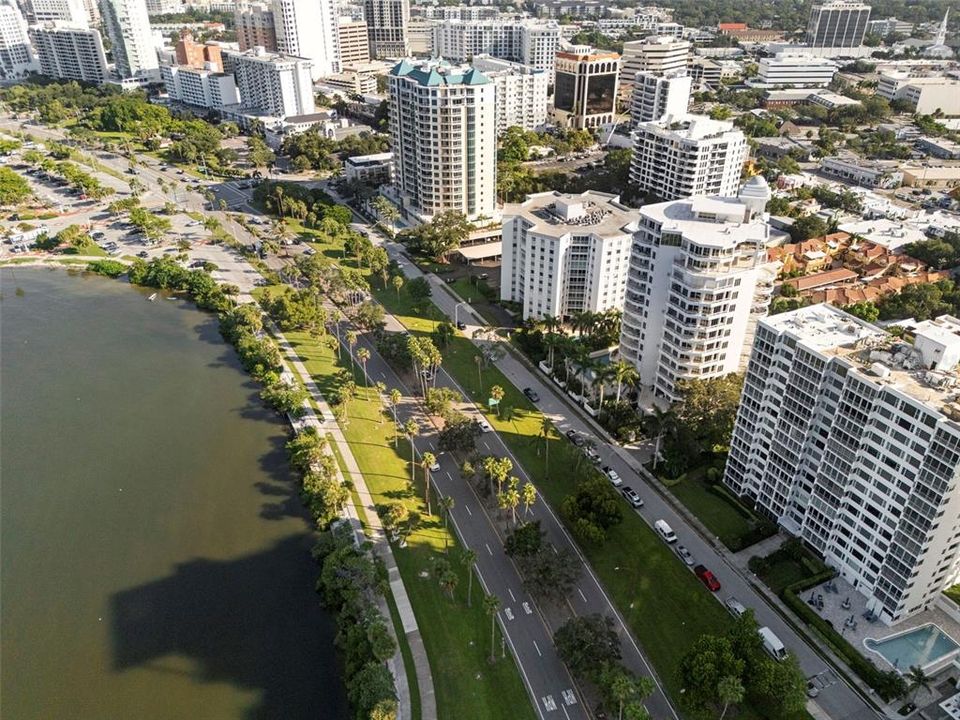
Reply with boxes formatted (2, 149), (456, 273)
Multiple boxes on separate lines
(270, 321), (436, 720)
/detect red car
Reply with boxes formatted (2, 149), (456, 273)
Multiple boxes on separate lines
(694, 564), (721, 592)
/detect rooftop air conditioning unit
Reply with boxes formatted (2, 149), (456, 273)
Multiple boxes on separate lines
(869, 362), (891, 378)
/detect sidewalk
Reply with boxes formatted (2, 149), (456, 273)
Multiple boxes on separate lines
(270, 322), (437, 720)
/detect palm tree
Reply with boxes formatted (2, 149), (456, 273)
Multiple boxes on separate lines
(521, 481), (537, 518)
(357, 347), (371, 386)
(461, 549), (477, 607)
(538, 415), (552, 472)
(345, 330), (358, 371)
(439, 568), (458, 600)
(374, 381), (387, 424)
(906, 666), (932, 706)
(402, 419), (419, 485)
(484, 594), (501, 663)
(421, 451), (436, 515)
(474, 354), (484, 393)
(389, 388), (402, 437)
(612, 360), (639, 404)
(594, 363), (617, 409)
(717, 675), (745, 720)
(439, 495), (455, 550)
(391, 274), (404, 298)
(505, 477), (521, 526)
(490, 384), (504, 416)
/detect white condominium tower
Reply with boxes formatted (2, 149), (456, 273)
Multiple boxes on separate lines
(500, 190), (640, 322)
(98, 0), (158, 81)
(233, 47), (315, 117)
(388, 58), (497, 223)
(30, 21), (108, 83)
(471, 54), (548, 133)
(22, 0), (89, 24)
(0, 1), (36, 79)
(724, 305), (960, 624)
(620, 35), (689, 87)
(431, 20), (561, 78)
(630, 69), (691, 126)
(629, 113), (748, 201)
(363, 0), (408, 59)
(619, 177), (779, 401)
(806, 0), (871, 49)
(273, 0), (336, 78)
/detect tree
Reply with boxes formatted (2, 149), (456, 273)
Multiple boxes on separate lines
(505, 520), (544, 557)
(407, 276), (432, 302)
(718, 675), (745, 720)
(371, 195), (400, 234)
(437, 413), (481, 453)
(346, 329), (358, 371)
(391, 274), (404, 298)
(247, 136), (275, 170)
(356, 347), (371, 386)
(421, 451), (436, 515)
(381, 501), (409, 541)
(461, 548), (477, 607)
(789, 213), (829, 242)
(906, 665), (932, 706)
(388, 388), (401, 434)
(612, 360), (639, 403)
(401, 419), (419, 485)
(538, 416), (552, 471)
(678, 634), (746, 716)
(560, 476), (623, 544)
(518, 544), (579, 603)
(521, 481), (537, 518)
(403, 210), (472, 262)
(0, 166), (31, 206)
(554, 614), (621, 679)
(483, 594), (501, 663)
(844, 301), (879, 322)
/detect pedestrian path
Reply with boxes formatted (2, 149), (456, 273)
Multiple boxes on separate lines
(270, 322), (436, 720)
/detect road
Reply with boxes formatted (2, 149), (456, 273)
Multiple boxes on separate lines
(376, 247), (880, 720)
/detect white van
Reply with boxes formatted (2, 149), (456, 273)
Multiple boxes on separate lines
(655, 519), (677, 544)
(758, 626), (787, 661)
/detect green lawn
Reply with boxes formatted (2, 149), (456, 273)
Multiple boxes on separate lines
(63, 239), (107, 257)
(661, 468), (754, 547)
(279, 329), (536, 720)
(755, 545), (829, 596)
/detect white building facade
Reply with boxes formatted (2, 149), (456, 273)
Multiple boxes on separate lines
(619, 179), (779, 401)
(430, 20), (561, 78)
(501, 190), (640, 321)
(388, 58), (497, 223)
(161, 63), (239, 108)
(24, 0), (89, 24)
(233, 47), (315, 117)
(30, 22), (109, 83)
(273, 0), (336, 78)
(99, 0), (159, 81)
(630, 69), (691, 126)
(471, 54), (547, 133)
(0, 1), (37, 79)
(724, 305), (960, 625)
(629, 114), (748, 201)
(620, 35), (689, 85)
(756, 52), (838, 87)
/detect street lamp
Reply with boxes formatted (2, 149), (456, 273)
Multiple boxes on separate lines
(455, 300), (471, 327)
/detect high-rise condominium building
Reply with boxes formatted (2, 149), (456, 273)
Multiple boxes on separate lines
(0, 1), (36, 78)
(620, 35), (689, 86)
(99, 0), (159, 81)
(553, 46), (620, 130)
(388, 58), (496, 223)
(501, 190), (640, 321)
(233, 46), (315, 117)
(30, 21), (108, 82)
(144, 0), (181, 14)
(629, 114), (748, 201)
(273, 0), (336, 78)
(620, 177), (779, 401)
(174, 31), (222, 71)
(364, 0), (408, 59)
(22, 0), (88, 24)
(471, 54), (548, 133)
(724, 305), (960, 625)
(806, 1), (871, 49)
(162, 63), (239, 108)
(431, 20), (561, 78)
(337, 18), (369, 66)
(630, 69), (690, 126)
(235, 2), (276, 52)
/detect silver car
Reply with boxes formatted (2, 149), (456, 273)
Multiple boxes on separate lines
(675, 545), (695, 566)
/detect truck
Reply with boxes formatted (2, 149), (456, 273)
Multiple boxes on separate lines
(758, 626), (787, 661)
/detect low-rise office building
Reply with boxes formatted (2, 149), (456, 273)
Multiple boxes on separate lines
(877, 72), (960, 116)
(344, 151), (393, 184)
(755, 51), (837, 87)
(820, 154), (903, 188)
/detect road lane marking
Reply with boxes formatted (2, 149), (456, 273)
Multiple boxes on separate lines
(551, 545), (559, 555)
(562, 690), (577, 706)
(523, 602), (532, 615)
(504, 607), (514, 621)
(508, 588), (516, 602)
(464, 504), (472, 516)
(542, 695), (557, 712)
(562, 706), (571, 720)
(533, 640), (542, 657)
(485, 543), (493, 556)
(445, 471), (453, 481)
(577, 587), (587, 602)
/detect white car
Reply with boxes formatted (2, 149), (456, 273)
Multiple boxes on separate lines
(428, 457), (441, 472)
(477, 418), (493, 433)
(603, 466), (622, 487)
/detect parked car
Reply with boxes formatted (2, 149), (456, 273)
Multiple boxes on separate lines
(655, 519), (677, 543)
(137, 250), (149, 258)
(584, 446), (601, 464)
(565, 429), (584, 446)
(523, 387), (540, 402)
(428, 456), (441, 472)
(759, 626), (787, 661)
(725, 597), (748, 619)
(456, 321), (467, 330)
(477, 418), (492, 433)
(675, 545), (695, 566)
(694, 565), (721, 592)
(303, 247), (316, 256)
(603, 466), (622, 487)
(621, 486), (643, 508)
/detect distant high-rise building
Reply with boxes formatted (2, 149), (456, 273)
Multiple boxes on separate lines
(174, 31), (222, 71)
(144, 0), (181, 14)
(724, 304), (960, 625)
(337, 18), (369, 66)
(630, 69), (690, 126)
(388, 58), (496, 223)
(431, 20), (561, 78)
(619, 177), (779, 401)
(235, 2), (276, 52)
(0, 1), (36, 79)
(30, 21), (108, 83)
(233, 46), (314, 117)
(629, 114), (748, 201)
(620, 35), (689, 86)
(501, 190), (640, 321)
(472, 54), (548, 133)
(364, 0), (408, 59)
(273, 0), (337, 78)
(552, 46), (620, 130)
(806, 1), (871, 49)
(98, 0), (159, 81)
(22, 0), (88, 24)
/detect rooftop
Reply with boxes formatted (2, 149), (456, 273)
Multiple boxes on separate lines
(640, 113), (739, 141)
(642, 195), (775, 248)
(764, 304), (960, 416)
(504, 191), (639, 239)
(390, 58), (490, 86)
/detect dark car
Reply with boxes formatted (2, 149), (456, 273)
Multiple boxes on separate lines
(621, 486), (643, 508)
(694, 565), (721, 592)
(523, 387), (539, 402)
(137, 250), (149, 258)
(565, 429), (585, 446)
(456, 321), (467, 330)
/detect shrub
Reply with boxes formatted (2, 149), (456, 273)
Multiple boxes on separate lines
(86, 259), (127, 277)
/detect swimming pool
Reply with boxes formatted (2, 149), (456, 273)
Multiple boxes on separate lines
(865, 624), (960, 672)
